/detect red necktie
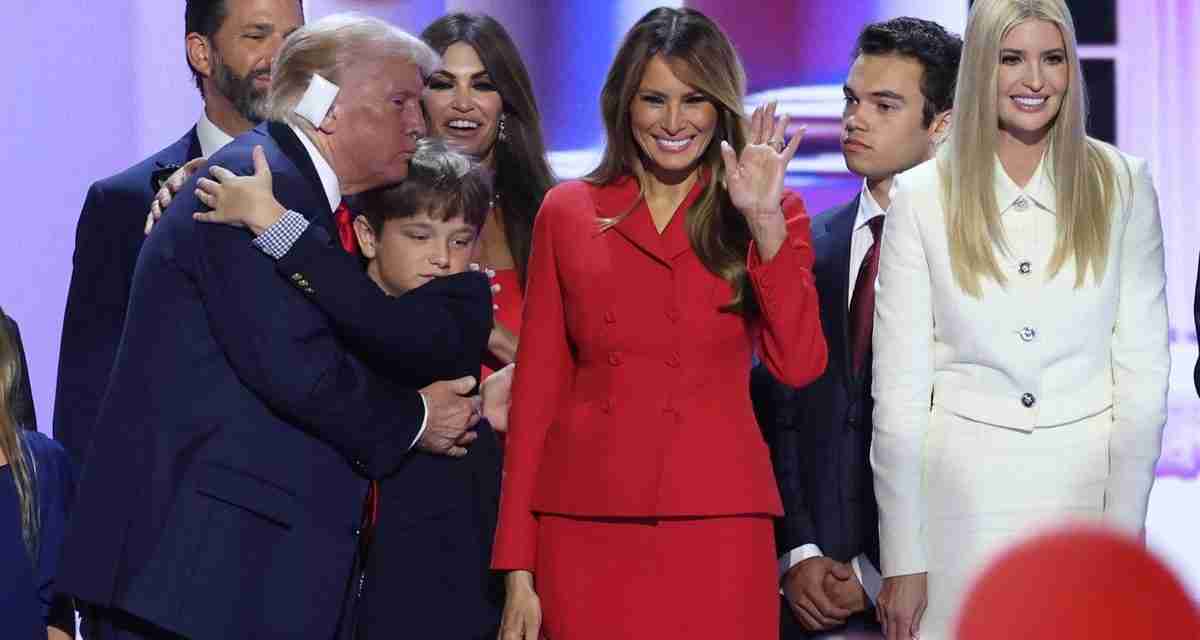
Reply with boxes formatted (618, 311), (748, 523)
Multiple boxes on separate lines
(849, 216), (884, 377)
(334, 202), (359, 255)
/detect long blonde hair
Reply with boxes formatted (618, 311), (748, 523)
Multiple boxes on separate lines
(587, 8), (757, 317)
(941, 0), (1125, 296)
(0, 310), (38, 559)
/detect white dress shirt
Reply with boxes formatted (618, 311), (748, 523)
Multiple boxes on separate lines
(778, 179), (894, 608)
(196, 110), (235, 157)
(871, 146), (1169, 578)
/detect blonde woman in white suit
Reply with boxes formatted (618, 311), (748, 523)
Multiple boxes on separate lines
(868, 1), (1169, 638)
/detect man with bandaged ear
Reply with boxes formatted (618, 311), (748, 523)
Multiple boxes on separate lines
(57, 15), (485, 640)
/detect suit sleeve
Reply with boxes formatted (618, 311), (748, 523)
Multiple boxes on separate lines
(30, 433), (76, 635)
(53, 183), (128, 463)
(275, 223), (493, 381)
(492, 190), (574, 571)
(869, 183), (933, 577)
(4, 315), (36, 429)
(185, 172), (426, 479)
(747, 191), (828, 388)
(1105, 159), (1169, 534)
(751, 362), (819, 556)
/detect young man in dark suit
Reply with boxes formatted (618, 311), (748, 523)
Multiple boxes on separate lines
(751, 17), (962, 638)
(53, 0), (303, 467)
(57, 16), (484, 640)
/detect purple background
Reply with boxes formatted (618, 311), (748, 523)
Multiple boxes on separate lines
(2, 0), (1196, 597)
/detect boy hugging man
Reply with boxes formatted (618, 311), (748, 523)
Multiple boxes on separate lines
(338, 139), (505, 638)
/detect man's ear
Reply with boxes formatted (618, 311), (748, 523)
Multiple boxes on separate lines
(930, 109), (953, 145)
(186, 34), (213, 82)
(353, 215), (377, 258)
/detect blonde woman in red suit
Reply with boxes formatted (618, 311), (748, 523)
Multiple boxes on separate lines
(494, 8), (827, 640)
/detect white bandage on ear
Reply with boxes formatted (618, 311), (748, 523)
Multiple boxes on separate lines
(293, 73), (340, 127)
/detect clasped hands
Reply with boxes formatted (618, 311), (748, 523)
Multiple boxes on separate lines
(782, 556), (868, 632)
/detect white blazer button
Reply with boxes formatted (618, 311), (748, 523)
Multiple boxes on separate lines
(1020, 327), (1037, 342)
(1014, 197), (1029, 211)
(1018, 261), (1032, 275)
(1021, 393), (1036, 408)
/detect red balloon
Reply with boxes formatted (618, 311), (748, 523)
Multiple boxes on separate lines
(957, 526), (1200, 639)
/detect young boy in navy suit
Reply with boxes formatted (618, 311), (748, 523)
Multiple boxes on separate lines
(341, 140), (503, 639)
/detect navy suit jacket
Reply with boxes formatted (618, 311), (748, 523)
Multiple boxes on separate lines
(751, 198), (881, 635)
(54, 128), (201, 465)
(3, 313), (37, 429)
(272, 225), (503, 638)
(58, 122), (430, 640)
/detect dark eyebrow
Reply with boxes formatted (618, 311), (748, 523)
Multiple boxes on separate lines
(429, 69), (491, 81)
(1000, 48), (1024, 55)
(1042, 48), (1067, 56)
(870, 90), (906, 102)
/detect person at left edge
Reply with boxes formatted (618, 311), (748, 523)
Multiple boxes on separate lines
(53, 0), (304, 467)
(1, 312), (37, 430)
(0, 305), (76, 640)
(56, 15), (478, 640)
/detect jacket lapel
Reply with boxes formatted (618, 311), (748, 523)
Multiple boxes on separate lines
(149, 128), (202, 193)
(598, 176), (669, 266)
(267, 121), (335, 232)
(813, 197), (859, 390)
(601, 173), (708, 267)
(662, 173), (708, 262)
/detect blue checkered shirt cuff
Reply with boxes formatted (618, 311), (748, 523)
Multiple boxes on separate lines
(252, 210), (310, 260)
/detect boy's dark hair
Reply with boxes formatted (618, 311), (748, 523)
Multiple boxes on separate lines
(854, 17), (963, 127)
(353, 138), (493, 233)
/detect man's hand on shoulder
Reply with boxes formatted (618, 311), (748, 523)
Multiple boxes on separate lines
(417, 376), (482, 457)
(782, 556), (854, 631)
(145, 156), (206, 235)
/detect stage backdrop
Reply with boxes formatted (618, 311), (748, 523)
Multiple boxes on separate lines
(1, 0), (1196, 598)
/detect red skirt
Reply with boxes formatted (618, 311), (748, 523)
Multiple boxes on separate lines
(534, 514), (778, 640)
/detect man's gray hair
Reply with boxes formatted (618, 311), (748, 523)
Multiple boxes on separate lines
(266, 13), (438, 126)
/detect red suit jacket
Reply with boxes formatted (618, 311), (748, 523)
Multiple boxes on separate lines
(492, 175), (827, 570)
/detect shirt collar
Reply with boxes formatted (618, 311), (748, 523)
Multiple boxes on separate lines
(855, 177), (896, 231)
(287, 123), (341, 212)
(994, 151), (1057, 215)
(196, 111), (235, 157)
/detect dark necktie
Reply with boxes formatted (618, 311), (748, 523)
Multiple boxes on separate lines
(334, 201), (359, 255)
(339, 199), (375, 586)
(849, 216), (884, 378)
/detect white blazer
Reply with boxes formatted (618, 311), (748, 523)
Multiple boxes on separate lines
(870, 143), (1169, 577)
